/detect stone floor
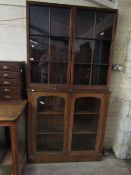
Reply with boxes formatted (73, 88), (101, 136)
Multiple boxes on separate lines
(23, 155), (131, 175)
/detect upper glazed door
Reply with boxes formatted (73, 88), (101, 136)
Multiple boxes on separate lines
(28, 4), (72, 91)
(27, 3), (117, 91)
(71, 8), (117, 89)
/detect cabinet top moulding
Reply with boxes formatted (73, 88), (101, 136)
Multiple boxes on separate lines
(26, 2), (118, 92)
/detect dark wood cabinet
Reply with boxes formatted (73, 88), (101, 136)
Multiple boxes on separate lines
(27, 2), (117, 162)
(0, 61), (26, 101)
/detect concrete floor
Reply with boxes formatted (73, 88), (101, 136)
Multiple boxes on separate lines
(23, 155), (131, 175)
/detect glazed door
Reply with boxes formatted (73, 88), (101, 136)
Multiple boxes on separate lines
(28, 4), (72, 91)
(68, 93), (107, 153)
(29, 92), (68, 156)
(70, 8), (117, 89)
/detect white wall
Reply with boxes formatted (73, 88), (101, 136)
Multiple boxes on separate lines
(112, 0), (131, 159)
(0, 1), (26, 61)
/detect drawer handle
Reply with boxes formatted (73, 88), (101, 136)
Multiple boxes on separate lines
(4, 95), (11, 99)
(3, 73), (10, 77)
(2, 65), (9, 70)
(4, 88), (10, 92)
(3, 81), (10, 85)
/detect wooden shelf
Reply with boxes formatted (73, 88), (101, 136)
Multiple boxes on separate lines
(74, 112), (99, 115)
(73, 131), (96, 134)
(30, 60), (68, 64)
(37, 111), (64, 115)
(74, 63), (109, 66)
(73, 126), (97, 134)
(37, 132), (64, 135)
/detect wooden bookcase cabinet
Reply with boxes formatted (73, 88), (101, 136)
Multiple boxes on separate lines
(27, 2), (117, 162)
(28, 91), (109, 162)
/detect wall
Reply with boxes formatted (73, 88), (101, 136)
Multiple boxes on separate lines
(0, 0), (131, 159)
(0, 1), (26, 61)
(111, 0), (131, 159)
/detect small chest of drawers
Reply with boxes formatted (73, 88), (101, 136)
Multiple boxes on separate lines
(0, 61), (26, 100)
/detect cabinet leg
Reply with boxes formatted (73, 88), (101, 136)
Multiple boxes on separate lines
(10, 125), (18, 175)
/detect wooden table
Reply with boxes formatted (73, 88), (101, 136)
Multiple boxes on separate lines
(0, 100), (27, 175)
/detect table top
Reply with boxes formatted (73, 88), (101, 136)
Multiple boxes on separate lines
(0, 100), (27, 122)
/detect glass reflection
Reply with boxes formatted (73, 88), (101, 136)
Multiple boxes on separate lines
(30, 36), (49, 61)
(75, 40), (93, 63)
(76, 9), (95, 38)
(93, 41), (111, 64)
(30, 62), (48, 83)
(73, 64), (91, 85)
(50, 37), (69, 62)
(29, 5), (49, 35)
(74, 97), (100, 113)
(91, 65), (108, 85)
(50, 63), (67, 84)
(37, 96), (65, 112)
(96, 12), (114, 39)
(51, 7), (70, 36)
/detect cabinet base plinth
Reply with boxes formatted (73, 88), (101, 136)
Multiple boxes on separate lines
(28, 152), (102, 163)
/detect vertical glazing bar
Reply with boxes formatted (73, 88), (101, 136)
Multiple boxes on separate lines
(89, 11), (96, 85)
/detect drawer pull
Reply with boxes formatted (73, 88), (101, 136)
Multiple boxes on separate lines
(3, 73), (10, 77)
(4, 95), (11, 99)
(3, 81), (10, 85)
(4, 88), (10, 92)
(2, 65), (9, 70)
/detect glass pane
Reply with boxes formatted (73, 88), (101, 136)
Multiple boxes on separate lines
(37, 96), (65, 113)
(91, 65), (108, 85)
(76, 9), (95, 38)
(75, 40), (93, 63)
(37, 115), (64, 133)
(71, 134), (96, 151)
(75, 97), (100, 113)
(73, 64), (91, 85)
(50, 63), (67, 84)
(37, 134), (63, 152)
(30, 36), (49, 61)
(96, 12), (115, 39)
(30, 61), (48, 83)
(51, 7), (70, 36)
(73, 114), (99, 133)
(93, 40), (111, 64)
(29, 5), (49, 35)
(50, 37), (69, 62)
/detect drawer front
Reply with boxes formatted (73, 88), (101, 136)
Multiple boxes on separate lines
(0, 63), (19, 72)
(0, 71), (19, 79)
(0, 79), (20, 86)
(0, 93), (21, 100)
(0, 87), (21, 94)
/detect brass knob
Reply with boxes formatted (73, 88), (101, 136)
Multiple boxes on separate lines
(4, 95), (11, 99)
(3, 81), (10, 85)
(4, 88), (10, 92)
(2, 65), (9, 70)
(3, 73), (9, 77)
